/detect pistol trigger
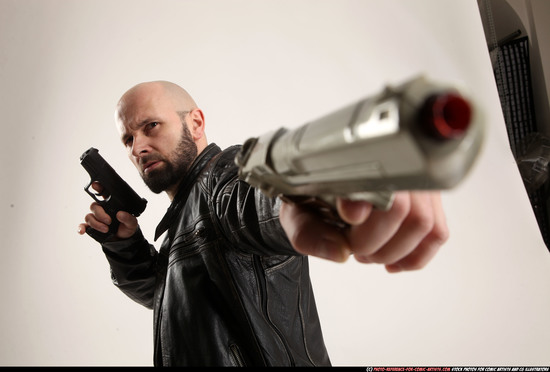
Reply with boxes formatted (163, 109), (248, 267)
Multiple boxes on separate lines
(84, 180), (112, 204)
(84, 180), (102, 204)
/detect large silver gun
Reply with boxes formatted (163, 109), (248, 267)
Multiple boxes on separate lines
(235, 75), (484, 222)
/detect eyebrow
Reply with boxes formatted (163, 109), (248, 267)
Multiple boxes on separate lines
(121, 117), (161, 144)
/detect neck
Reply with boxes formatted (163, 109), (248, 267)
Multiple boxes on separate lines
(163, 143), (213, 202)
(165, 188), (176, 202)
(165, 177), (184, 201)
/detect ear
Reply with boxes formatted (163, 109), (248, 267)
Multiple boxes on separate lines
(188, 109), (206, 141)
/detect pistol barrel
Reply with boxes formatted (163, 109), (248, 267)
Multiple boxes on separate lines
(236, 75), (484, 210)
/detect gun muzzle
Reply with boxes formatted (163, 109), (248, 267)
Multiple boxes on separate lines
(421, 93), (472, 140)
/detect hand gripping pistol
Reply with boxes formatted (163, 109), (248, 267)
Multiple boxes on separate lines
(80, 147), (147, 242)
(235, 75), (484, 225)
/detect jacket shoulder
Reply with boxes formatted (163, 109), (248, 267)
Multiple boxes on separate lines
(203, 145), (242, 187)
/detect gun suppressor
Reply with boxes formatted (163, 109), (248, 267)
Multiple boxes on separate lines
(235, 75), (484, 211)
(81, 147), (147, 242)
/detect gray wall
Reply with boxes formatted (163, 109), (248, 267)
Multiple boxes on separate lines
(1, 0), (549, 366)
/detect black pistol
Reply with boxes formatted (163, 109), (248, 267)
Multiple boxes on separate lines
(80, 147), (147, 243)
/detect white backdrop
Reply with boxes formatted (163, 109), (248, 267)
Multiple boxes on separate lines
(1, 0), (549, 366)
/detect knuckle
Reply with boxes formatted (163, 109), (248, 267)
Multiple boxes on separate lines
(291, 227), (311, 252)
(407, 208), (434, 235)
(84, 213), (94, 225)
(351, 244), (378, 257)
(90, 203), (110, 222)
(400, 241), (442, 271)
(402, 259), (427, 271)
(392, 253), (427, 272)
(90, 202), (103, 214)
(406, 248), (437, 271)
(119, 212), (137, 227)
(372, 249), (400, 265)
(432, 223), (450, 245)
(391, 195), (411, 221)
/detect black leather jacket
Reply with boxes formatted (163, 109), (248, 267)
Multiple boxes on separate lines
(101, 144), (331, 366)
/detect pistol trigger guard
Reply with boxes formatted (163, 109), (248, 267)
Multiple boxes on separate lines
(84, 180), (112, 204)
(84, 180), (101, 203)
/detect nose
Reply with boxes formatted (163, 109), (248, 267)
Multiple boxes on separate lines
(131, 133), (150, 158)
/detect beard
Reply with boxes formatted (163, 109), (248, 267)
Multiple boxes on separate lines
(141, 125), (198, 194)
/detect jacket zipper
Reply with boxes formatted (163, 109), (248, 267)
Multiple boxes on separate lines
(229, 344), (246, 366)
(253, 256), (295, 366)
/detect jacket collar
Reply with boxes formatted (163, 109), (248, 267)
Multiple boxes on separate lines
(154, 143), (222, 241)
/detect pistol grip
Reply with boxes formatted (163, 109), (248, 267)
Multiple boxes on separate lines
(85, 218), (120, 243)
(85, 201), (121, 243)
(280, 195), (350, 229)
(281, 192), (395, 230)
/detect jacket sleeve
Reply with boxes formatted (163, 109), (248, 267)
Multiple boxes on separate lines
(101, 228), (158, 309)
(211, 147), (299, 257)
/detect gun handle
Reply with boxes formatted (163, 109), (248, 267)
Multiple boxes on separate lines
(280, 195), (350, 229)
(84, 197), (121, 243)
(85, 219), (120, 243)
(280, 191), (395, 230)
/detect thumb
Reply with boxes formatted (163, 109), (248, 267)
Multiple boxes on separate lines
(115, 211), (139, 239)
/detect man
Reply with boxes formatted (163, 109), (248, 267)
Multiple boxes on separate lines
(78, 81), (449, 366)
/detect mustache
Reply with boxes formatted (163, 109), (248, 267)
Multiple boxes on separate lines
(139, 154), (165, 168)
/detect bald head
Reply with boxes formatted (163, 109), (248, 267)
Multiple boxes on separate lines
(116, 80), (198, 124)
(114, 79), (207, 151)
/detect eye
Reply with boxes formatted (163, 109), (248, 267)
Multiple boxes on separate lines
(124, 136), (133, 147)
(148, 121), (159, 130)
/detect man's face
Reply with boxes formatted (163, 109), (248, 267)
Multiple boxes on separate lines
(139, 122), (198, 194)
(116, 86), (198, 194)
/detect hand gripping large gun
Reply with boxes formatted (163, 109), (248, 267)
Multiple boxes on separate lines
(235, 75), (484, 225)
